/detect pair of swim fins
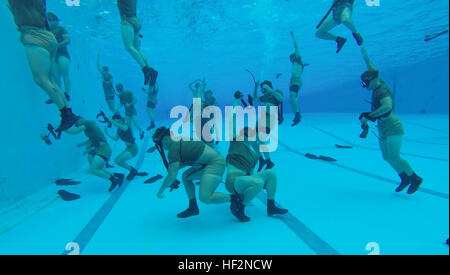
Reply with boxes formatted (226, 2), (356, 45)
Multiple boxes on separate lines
(304, 153), (337, 162)
(56, 179), (82, 201)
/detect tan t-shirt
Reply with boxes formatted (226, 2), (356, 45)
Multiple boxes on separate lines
(168, 141), (206, 165)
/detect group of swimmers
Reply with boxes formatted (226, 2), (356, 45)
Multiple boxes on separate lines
(8, 0), (423, 222)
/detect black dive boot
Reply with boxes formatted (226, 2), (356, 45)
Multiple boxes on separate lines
(395, 172), (410, 192)
(109, 173), (124, 192)
(292, 112), (302, 126)
(230, 194), (250, 222)
(177, 199), (200, 218)
(407, 173), (423, 195)
(267, 200), (288, 216)
(56, 107), (79, 133)
(336, 36), (347, 53)
(126, 167), (138, 181)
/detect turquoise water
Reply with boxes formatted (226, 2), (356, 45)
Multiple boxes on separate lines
(0, 0), (448, 255)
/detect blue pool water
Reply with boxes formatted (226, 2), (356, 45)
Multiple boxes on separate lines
(0, 0), (448, 255)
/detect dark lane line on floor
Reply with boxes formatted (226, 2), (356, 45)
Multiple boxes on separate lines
(256, 193), (341, 255)
(62, 136), (150, 255)
(404, 121), (449, 134)
(278, 139), (449, 200)
(312, 126), (449, 162)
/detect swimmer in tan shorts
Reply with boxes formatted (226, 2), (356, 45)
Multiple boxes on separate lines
(7, 0), (79, 134)
(117, 0), (158, 86)
(105, 114), (145, 181)
(359, 47), (423, 195)
(315, 0), (363, 53)
(225, 127), (288, 222)
(289, 31), (307, 126)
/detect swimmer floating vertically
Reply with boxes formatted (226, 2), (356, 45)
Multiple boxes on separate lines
(117, 0), (158, 86)
(359, 47), (423, 195)
(7, 0), (79, 134)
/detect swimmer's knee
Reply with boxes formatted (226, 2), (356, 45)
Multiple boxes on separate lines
(198, 193), (212, 204)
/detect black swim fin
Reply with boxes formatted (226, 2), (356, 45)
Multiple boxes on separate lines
(305, 153), (319, 159)
(137, 172), (149, 177)
(147, 146), (157, 153)
(144, 174), (163, 184)
(55, 179), (82, 186)
(58, 190), (81, 201)
(318, 155), (337, 162)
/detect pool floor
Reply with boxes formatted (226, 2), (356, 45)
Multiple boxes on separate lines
(0, 114), (448, 255)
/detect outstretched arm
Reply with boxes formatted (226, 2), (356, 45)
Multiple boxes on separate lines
(110, 118), (129, 131)
(252, 81), (260, 102)
(361, 47), (377, 71)
(66, 125), (86, 135)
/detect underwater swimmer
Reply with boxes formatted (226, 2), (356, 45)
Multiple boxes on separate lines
(104, 114), (147, 181)
(117, 0), (158, 86)
(231, 91), (275, 171)
(152, 127), (233, 219)
(7, 0), (79, 134)
(359, 47), (422, 195)
(225, 127), (288, 222)
(143, 82), (159, 131)
(315, 0), (363, 53)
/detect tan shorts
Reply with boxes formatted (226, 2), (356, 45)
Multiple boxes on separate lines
(378, 115), (405, 139)
(184, 154), (226, 179)
(204, 154), (226, 177)
(20, 27), (58, 56)
(121, 16), (142, 33)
